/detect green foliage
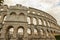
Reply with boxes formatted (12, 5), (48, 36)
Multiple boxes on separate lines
(55, 35), (60, 40)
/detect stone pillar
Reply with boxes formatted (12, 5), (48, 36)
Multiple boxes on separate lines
(39, 28), (43, 40)
(43, 29), (47, 40)
(46, 20), (48, 27)
(23, 27), (28, 40)
(31, 17), (33, 25)
(1, 25), (7, 40)
(41, 18), (44, 26)
(36, 18), (39, 25)
(13, 25), (17, 40)
(32, 26), (34, 35)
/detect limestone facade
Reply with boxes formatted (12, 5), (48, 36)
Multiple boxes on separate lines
(0, 4), (60, 40)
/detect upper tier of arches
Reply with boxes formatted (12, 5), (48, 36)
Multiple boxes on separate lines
(0, 4), (57, 23)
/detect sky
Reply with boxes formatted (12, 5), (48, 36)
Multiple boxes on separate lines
(4, 0), (60, 25)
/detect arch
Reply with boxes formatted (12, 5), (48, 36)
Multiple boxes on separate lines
(18, 28), (24, 35)
(34, 28), (38, 35)
(33, 17), (37, 25)
(19, 13), (25, 21)
(27, 11), (30, 13)
(27, 17), (31, 24)
(17, 26), (24, 40)
(43, 20), (46, 26)
(46, 29), (49, 37)
(17, 26), (24, 36)
(47, 21), (50, 27)
(6, 26), (14, 40)
(40, 29), (47, 36)
(6, 26), (14, 35)
(10, 12), (16, 15)
(51, 30), (53, 34)
(38, 18), (42, 25)
(3, 15), (7, 21)
(27, 28), (32, 35)
(9, 28), (14, 35)
(40, 29), (44, 35)
(32, 12), (35, 14)
(54, 31), (55, 33)
(7, 26), (14, 30)
(38, 13), (40, 15)
(19, 13), (25, 15)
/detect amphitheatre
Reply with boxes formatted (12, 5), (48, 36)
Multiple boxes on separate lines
(0, 0), (60, 40)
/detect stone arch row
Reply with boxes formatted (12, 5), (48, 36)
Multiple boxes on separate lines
(6, 26), (24, 38)
(5, 26), (55, 38)
(27, 16), (50, 27)
(5, 26), (55, 40)
(10, 12), (25, 15)
(28, 27), (49, 36)
(27, 26), (55, 38)
(2, 12), (25, 21)
(27, 16), (56, 36)
(3, 12), (25, 18)
(6, 26), (51, 37)
(2, 11), (55, 27)
(27, 10), (56, 23)
(5, 26), (24, 40)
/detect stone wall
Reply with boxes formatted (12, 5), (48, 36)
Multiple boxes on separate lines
(0, 4), (60, 40)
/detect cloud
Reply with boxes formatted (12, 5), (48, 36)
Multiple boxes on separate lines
(4, 0), (59, 10)
(48, 6), (60, 25)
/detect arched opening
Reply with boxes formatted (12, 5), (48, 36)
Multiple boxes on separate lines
(51, 30), (54, 34)
(3, 15), (7, 21)
(43, 20), (46, 26)
(17, 26), (24, 40)
(38, 13), (40, 15)
(18, 28), (24, 36)
(27, 17), (31, 24)
(32, 12), (35, 14)
(47, 22), (50, 27)
(27, 28), (32, 35)
(54, 31), (55, 33)
(40, 29), (44, 35)
(33, 18), (37, 25)
(38, 19), (42, 25)
(6, 26), (14, 40)
(27, 11), (30, 13)
(47, 29), (50, 33)
(9, 28), (14, 35)
(34, 28), (38, 35)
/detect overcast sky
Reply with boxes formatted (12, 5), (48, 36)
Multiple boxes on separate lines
(4, 0), (60, 25)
